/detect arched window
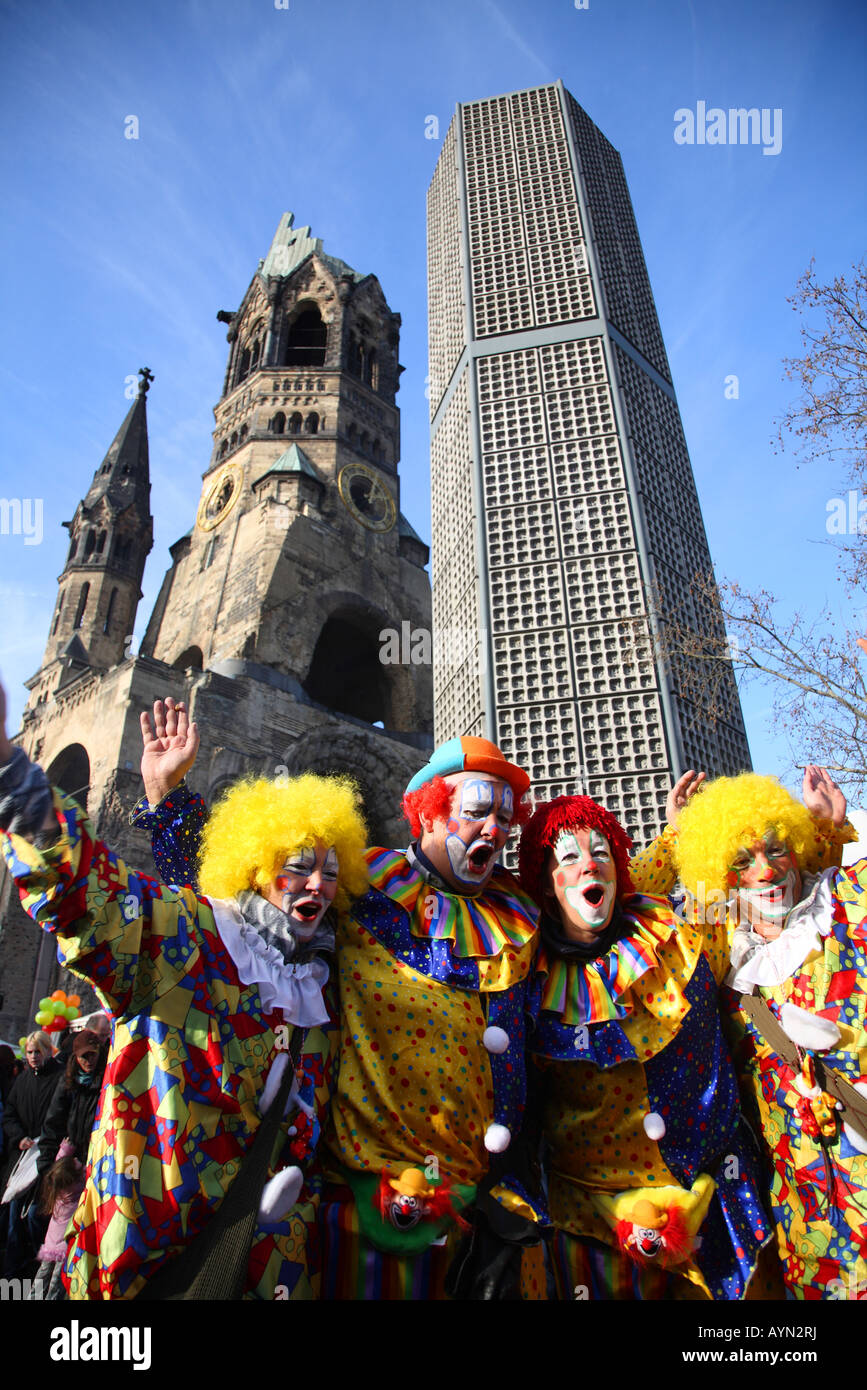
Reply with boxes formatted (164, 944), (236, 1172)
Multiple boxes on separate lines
(73, 583), (89, 629)
(359, 432), (369, 455)
(172, 645), (203, 672)
(251, 338), (261, 370)
(95, 530), (106, 555)
(238, 347), (251, 383)
(347, 422), (357, 446)
(67, 536), (77, 563)
(304, 413), (319, 434)
(219, 439), (228, 458)
(84, 530), (96, 559)
(372, 438), (382, 461)
(52, 590), (65, 636)
(270, 412), (286, 435)
(366, 350), (378, 390)
(230, 431), (238, 449)
(200, 537), (218, 571)
(304, 612), (392, 725)
(288, 413), (303, 435)
(103, 587), (117, 635)
(47, 744), (91, 811)
(239, 423), (248, 441)
(284, 305), (327, 367)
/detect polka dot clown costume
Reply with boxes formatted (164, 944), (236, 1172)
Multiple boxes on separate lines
(673, 773), (867, 1300)
(319, 736), (546, 1299)
(0, 744), (368, 1300)
(519, 795), (775, 1300)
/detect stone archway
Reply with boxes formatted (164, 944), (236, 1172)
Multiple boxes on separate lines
(303, 609), (392, 726)
(281, 726), (425, 848)
(46, 743), (91, 811)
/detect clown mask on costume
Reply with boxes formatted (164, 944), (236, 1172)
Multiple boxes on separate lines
(544, 827), (617, 944)
(728, 833), (802, 939)
(420, 773), (514, 894)
(261, 841), (339, 938)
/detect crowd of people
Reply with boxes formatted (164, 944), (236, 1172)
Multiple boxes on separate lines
(0, 679), (865, 1301)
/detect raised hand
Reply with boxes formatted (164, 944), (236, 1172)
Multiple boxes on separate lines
(802, 765), (847, 828)
(665, 769), (706, 829)
(140, 697), (200, 806)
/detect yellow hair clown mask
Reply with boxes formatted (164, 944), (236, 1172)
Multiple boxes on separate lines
(674, 772), (821, 902)
(198, 772), (369, 914)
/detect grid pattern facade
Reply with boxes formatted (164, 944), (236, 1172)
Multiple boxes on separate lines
(476, 334), (673, 842)
(462, 86), (596, 347)
(427, 119), (466, 419)
(613, 344), (751, 776)
(431, 371), (485, 740)
(565, 93), (671, 383)
(428, 83), (751, 848)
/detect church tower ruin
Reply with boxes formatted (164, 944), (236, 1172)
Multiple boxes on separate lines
(0, 215), (432, 1041)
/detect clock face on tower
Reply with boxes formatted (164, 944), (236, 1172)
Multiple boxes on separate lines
(197, 461), (243, 531)
(337, 463), (396, 532)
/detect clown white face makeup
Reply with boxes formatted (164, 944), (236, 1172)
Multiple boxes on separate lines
(728, 834), (802, 939)
(262, 840), (339, 938)
(544, 828), (618, 946)
(420, 773), (514, 894)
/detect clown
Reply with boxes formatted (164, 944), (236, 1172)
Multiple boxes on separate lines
(0, 686), (368, 1299)
(319, 735), (546, 1299)
(137, 728), (547, 1298)
(671, 768), (867, 1299)
(519, 794), (776, 1300)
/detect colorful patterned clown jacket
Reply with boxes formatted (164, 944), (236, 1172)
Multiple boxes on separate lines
(320, 846), (544, 1293)
(1, 788), (336, 1300)
(723, 857), (867, 1299)
(528, 882), (774, 1300)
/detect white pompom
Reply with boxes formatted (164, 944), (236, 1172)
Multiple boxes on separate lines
(484, 1123), (511, 1153)
(258, 1165), (303, 1223)
(780, 1003), (841, 1052)
(643, 1112), (666, 1141)
(482, 1026), (510, 1054)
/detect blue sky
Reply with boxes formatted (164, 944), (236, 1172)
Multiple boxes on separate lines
(1, 0), (864, 796)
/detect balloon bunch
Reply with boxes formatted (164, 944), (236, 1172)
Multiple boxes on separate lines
(33, 989), (81, 1034)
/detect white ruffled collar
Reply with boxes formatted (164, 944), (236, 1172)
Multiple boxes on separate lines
(209, 897), (330, 1026)
(726, 868), (835, 993)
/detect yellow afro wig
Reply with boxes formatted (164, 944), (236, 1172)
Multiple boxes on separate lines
(198, 773), (369, 914)
(674, 772), (821, 900)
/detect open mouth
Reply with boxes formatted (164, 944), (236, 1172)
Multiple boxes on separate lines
(292, 899), (322, 922)
(583, 884), (605, 908)
(468, 844), (495, 872)
(389, 1201), (421, 1230)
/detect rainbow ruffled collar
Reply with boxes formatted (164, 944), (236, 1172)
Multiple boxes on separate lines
(365, 847), (538, 962)
(535, 895), (694, 1026)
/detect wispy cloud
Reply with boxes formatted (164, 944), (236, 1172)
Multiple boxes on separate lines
(479, 0), (552, 78)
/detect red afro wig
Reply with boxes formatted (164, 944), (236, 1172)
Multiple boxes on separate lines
(402, 775), (532, 838)
(518, 795), (634, 907)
